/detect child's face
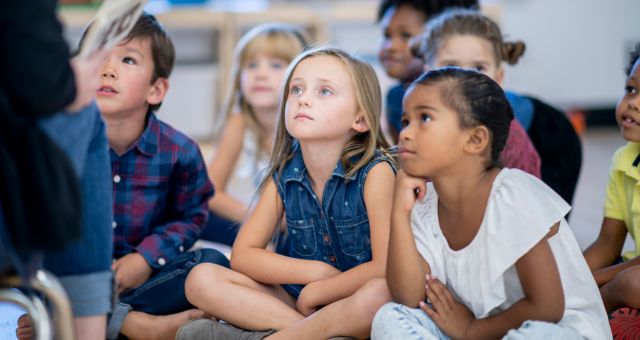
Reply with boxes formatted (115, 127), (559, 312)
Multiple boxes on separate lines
(96, 37), (167, 118)
(284, 55), (364, 142)
(398, 84), (468, 177)
(240, 53), (289, 112)
(379, 5), (426, 82)
(616, 60), (640, 141)
(428, 35), (504, 85)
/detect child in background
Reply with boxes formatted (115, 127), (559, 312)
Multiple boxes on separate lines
(200, 23), (309, 246)
(97, 13), (229, 340)
(377, 0), (478, 143)
(583, 43), (640, 313)
(179, 47), (395, 339)
(415, 8), (541, 177)
(372, 67), (610, 339)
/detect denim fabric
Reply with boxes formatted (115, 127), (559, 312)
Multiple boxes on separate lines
(106, 248), (229, 339)
(273, 143), (393, 297)
(372, 302), (584, 340)
(38, 103), (114, 316)
(199, 211), (240, 246)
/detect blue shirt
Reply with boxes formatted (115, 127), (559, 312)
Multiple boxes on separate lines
(110, 112), (214, 269)
(274, 142), (393, 296)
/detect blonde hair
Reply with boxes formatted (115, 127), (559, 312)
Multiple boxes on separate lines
(415, 8), (525, 67)
(262, 46), (391, 191)
(216, 22), (309, 149)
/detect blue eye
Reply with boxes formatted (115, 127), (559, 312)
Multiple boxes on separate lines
(122, 57), (136, 65)
(271, 62), (285, 69)
(320, 88), (333, 96)
(291, 86), (302, 95)
(474, 65), (486, 72)
(246, 62), (258, 69)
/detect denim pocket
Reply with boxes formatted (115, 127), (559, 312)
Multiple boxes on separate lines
(334, 213), (370, 256)
(287, 218), (317, 257)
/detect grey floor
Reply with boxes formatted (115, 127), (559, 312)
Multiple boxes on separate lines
(0, 127), (634, 339)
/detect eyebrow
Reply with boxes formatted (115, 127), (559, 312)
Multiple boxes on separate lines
(289, 77), (340, 88)
(123, 46), (145, 59)
(412, 104), (439, 111)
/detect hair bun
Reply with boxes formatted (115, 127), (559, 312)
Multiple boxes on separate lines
(502, 41), (526, 65)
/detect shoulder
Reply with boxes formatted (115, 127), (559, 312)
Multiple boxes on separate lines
(155, 117), (205, 166)
(490, 169), (570, 226)
(611, 142), (639, 170)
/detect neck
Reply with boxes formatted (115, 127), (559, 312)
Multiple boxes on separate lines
(431, 162), (499, 216)
(253, 106), (278, 155)
(103, 108), (148, 155)
(299, 140), (344, 199)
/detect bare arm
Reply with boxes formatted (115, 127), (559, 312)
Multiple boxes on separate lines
(231, 179), (340, 284)
(386, 170), (431, 306)
(297, 162), (395, 312)
(207, 114), (250, 222)
(583, 217), (628, 285)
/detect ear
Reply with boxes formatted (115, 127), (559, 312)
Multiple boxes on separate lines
(494, 66), (505, 86)
(352, 112), (370, 133)
(463, 125), (491, 156)
(147, 77), (169, 106)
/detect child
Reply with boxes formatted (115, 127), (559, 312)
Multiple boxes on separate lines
(371, 67), (610, 339)
(179, 47), (396, 339)
(583, 43), (640, 314)
(415, 8), (541, 178)
(200, 23), (309, 246)
(96, 13), (229, 340)
(377, 0), (479, 143)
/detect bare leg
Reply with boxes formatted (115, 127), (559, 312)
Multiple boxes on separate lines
(186, 263), (303, 331)
(268, 278), (391, 340)
(601, 265), (640, 313)
(119, 309), (207, 340)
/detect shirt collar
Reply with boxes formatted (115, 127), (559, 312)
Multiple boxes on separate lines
(134, 111), (159, 157)
(281, 140), (356, 183)
(614, 142), (640, 180)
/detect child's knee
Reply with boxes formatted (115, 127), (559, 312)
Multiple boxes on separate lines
(185, 263), (227, 302)
(615, 266), (640, 306)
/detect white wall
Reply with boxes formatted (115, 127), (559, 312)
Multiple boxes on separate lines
(491, 0), (640, 109)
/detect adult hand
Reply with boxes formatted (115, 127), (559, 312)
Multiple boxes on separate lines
(112, 252), (153, 295)
(65, 50), (107, 113)
(419, 274), (475, 339)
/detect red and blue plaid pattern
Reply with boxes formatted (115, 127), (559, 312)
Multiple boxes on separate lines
(110, 112), (213, 269)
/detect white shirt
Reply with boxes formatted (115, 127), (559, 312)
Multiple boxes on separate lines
(410, 168), (611, 340)
(224, 129), (269, 206)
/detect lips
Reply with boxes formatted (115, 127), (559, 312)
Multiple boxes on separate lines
(294, 112), (313, 120)
(97, 85), (118, 96)
(397, 146), (415, 157)
(621, 113), (640, 128)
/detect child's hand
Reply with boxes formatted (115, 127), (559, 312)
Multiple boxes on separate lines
(112, 252), (153, 294)
(393, 169), (427, 214)
(419, 274), (475, 340)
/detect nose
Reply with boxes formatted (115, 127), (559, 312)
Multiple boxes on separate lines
(398, 122), (412, 141)
(297, 90), (311, 108)
(100, 58), (117, 79)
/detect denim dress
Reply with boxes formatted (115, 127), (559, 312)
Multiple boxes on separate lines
(274, 143), (393, 297)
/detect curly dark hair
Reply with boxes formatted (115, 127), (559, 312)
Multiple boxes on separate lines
(627, 42), (640, 75)
(376, 0), (479, 22)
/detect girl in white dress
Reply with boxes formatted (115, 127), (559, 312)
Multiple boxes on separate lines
(371, 67), (611, 339)
(201, 23), (309, 245)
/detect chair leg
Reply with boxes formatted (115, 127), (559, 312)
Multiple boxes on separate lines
(0, 288), (53, 340)
(30, 269), (75, 340)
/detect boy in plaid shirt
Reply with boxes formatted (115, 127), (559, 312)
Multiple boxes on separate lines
(97, 13), (228, 339)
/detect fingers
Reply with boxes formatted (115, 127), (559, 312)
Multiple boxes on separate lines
(16, 314), (33, 340)
(425, 274), (454, 314)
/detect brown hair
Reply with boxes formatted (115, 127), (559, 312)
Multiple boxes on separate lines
(123, 12), (175, 112)
(262, 46), (391, 190)
(216, 23), (309, 150)
(416, 8), (525, 67)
